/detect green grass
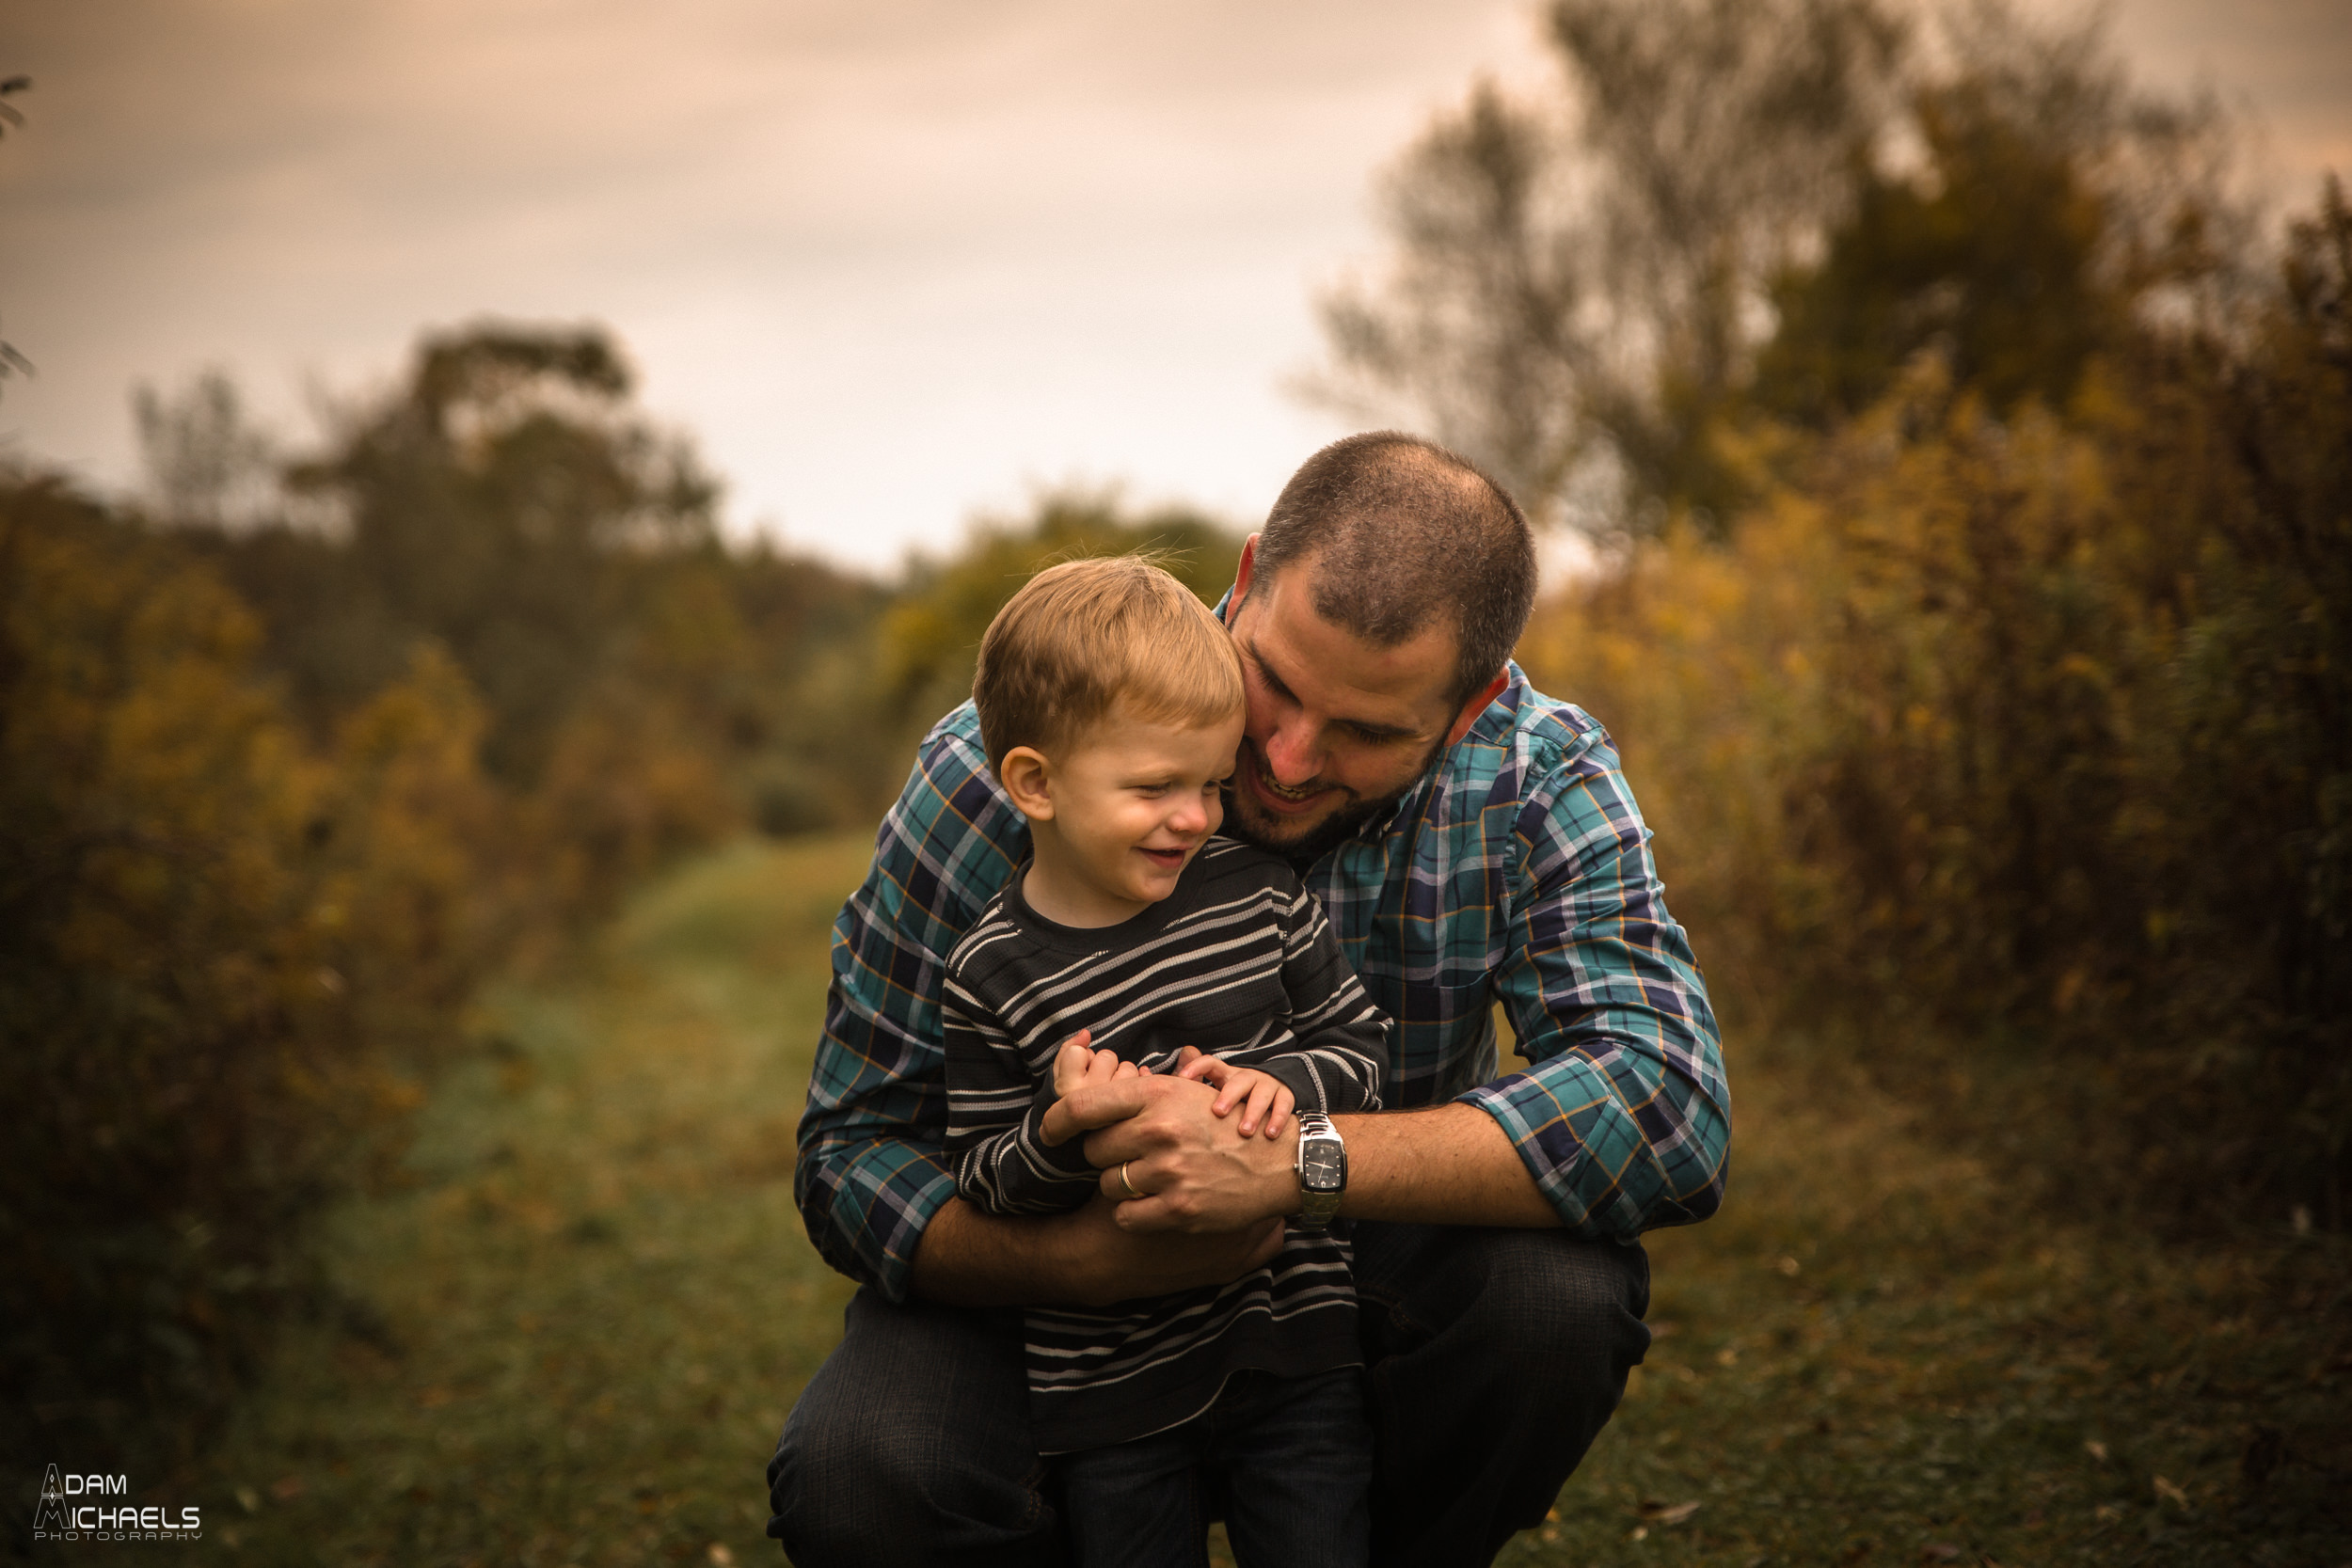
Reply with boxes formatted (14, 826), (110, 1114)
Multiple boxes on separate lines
(90, 834), (2350, 1565)
(135, 834), (873, 1566)
(1497, 1065), (2352, 1566)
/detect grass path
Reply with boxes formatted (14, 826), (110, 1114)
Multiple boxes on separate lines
(130, 835), (2348, 1565)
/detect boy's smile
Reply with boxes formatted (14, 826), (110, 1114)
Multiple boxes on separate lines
(1005, 706), (1245, 929)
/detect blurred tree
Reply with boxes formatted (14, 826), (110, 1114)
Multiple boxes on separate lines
(135, 370), (279, 530)
(0, 76), (33, 401)
(277, 323), (721, 784)
(1516, 176), (2352, 1228)
(0, 477), (501, 1479)
(1756, 7), (2234, 427)
(1310, 0), (1903, 531)
(176, 322), (895, 911)
(880, 490), (1242, 734)
(1311, 0), (2234, 535)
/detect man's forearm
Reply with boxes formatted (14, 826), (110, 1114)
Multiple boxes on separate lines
(908, 1193), (1288, 1309)
(1072, 1074), (1560, 1233)
(1336, 1101), (1558, 1227)
(907, 1196), (1083, 1308)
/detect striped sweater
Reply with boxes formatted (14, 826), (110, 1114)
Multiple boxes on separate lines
(943, 836), (1387, 1452)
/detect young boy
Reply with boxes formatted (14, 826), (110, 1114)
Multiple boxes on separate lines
(943, 555), (1388, 1568)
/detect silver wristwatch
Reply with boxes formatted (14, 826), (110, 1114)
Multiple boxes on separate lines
(1293, 1112), (1347, 1231)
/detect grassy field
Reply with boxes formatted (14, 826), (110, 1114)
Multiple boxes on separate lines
(103, 834), (2348, 1565)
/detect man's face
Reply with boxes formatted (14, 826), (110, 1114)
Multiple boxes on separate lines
(1220, 543), (1485, 861)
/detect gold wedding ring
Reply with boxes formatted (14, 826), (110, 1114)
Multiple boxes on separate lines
(1118, 1162), (1141, 1199)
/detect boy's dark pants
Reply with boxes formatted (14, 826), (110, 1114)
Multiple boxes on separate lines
(766, 1223), (1652, 1568)
(1060, 1365), (1371, 1568)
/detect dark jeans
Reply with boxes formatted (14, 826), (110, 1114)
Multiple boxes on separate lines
(767, 1223), (1651, 1568)
(1060, 1366), (1371, 1568)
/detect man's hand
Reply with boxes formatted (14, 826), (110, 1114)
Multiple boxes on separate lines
(1060, 1070), (1301, 1234)
(908, 1194), (1285, 1309)
(1054, 1063), (1565, 1232)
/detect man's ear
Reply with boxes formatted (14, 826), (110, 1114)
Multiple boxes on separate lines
(1225, 534), (1262, 626)
(1443, 671), (1511, 748)
(997, 746), (1056, 822)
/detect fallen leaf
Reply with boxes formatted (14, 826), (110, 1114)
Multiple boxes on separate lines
(1775, 1255), (1803, 1276)
(2083, 1439), (2108, 1462)
(1636, 1499), (1703, 1526)
(1920, 1545), (1963, 1562)
(707, 1545), (735, 1566)
(2153, 1475), (2190, 1509)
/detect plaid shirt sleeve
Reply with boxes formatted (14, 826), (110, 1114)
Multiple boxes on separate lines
(792, 705), (1024, 1301)
(1455, 731), (1731, 1238)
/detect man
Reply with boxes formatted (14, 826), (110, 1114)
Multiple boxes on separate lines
(774, 433), (1729, 1567)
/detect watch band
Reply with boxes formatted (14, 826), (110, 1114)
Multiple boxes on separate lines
(1294, 1111), (1346, 1231)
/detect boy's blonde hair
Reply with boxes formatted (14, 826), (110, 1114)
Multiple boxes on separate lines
(973, 555), (1244, 773)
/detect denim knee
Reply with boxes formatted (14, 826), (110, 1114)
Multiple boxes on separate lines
(1355, 1225), (1650, 1418)
(1457, 1229), (1651, 1381)
(767, 1291), (1059, 1567)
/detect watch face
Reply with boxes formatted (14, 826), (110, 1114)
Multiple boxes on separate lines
(1299, 1138), (1345, 1191)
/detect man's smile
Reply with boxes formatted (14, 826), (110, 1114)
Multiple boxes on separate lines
(1239, 743), (1339, 816)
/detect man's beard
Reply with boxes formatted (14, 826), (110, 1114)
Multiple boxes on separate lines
(1220, 737), (1444, 867)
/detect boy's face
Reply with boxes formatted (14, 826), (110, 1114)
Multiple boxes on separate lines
(1024, 705), (1244, 926)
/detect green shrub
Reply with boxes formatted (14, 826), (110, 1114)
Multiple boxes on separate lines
(1521, 182), (2352, 1229)
(0, 482), (503, 1482)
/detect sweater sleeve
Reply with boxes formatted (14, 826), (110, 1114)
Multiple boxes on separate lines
(942, 971), (1100, 1216)
(1240, 877), (1386, 1117)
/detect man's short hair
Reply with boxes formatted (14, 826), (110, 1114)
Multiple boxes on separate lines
(1254, 432), (1537, 708)
(973, 555), (1245, 774)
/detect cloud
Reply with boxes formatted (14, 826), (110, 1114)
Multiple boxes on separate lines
(1, 0), (2339, 566)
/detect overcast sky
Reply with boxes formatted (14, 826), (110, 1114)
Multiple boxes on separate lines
(2, 0), (2344, 574)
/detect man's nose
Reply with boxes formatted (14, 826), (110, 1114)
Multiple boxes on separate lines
(1262, 717), (1324, 784)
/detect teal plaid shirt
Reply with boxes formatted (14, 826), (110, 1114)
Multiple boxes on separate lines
(795, 664), (1730, 1300)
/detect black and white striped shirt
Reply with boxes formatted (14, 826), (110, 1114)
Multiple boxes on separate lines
(944, 836), (1387, 1453)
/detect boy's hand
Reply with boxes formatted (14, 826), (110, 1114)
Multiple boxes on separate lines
(1173, 1050), (1295, 1139)
(1041, 1031), (1147, 1145)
